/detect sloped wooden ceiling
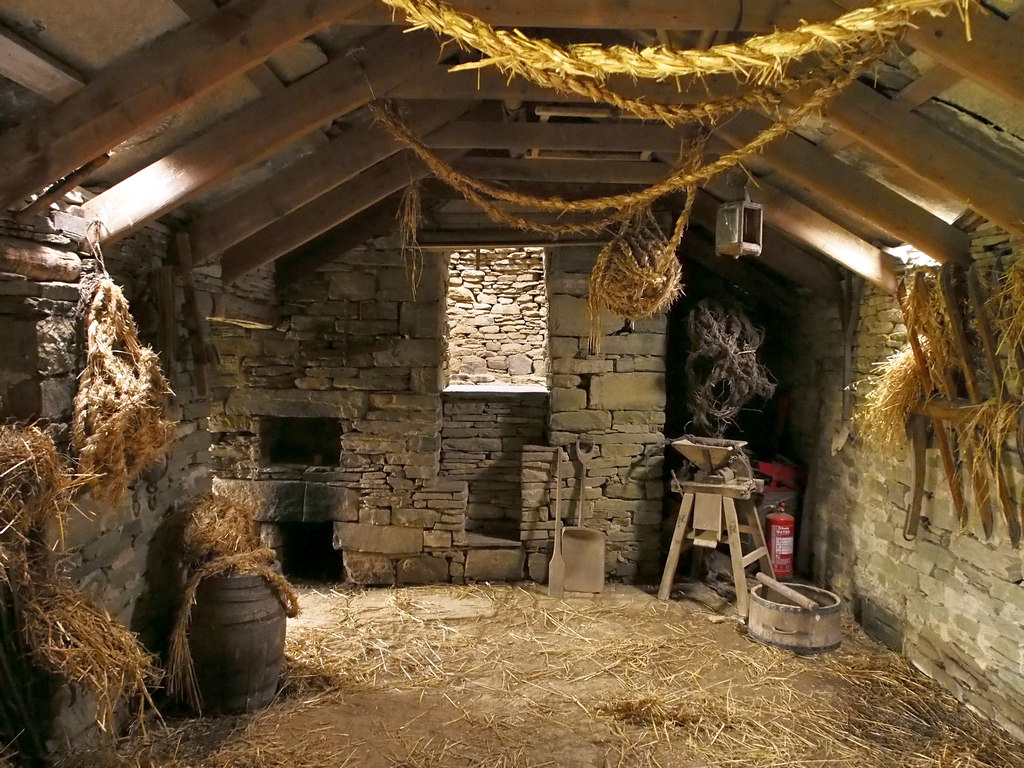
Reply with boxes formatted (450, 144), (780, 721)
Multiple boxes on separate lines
(0, 0), (1022, 300)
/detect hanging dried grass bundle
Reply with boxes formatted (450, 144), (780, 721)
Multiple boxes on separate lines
(20, 574), (160, 733)
(399, 180), (425, 298)
(0, 425), (159, 736)
(684, 300), (776, 437)
(73, 278), (176, 506)
(168, 493), (299, 712)
(903, 268), (957, 397)
(991, 251), (1024, 375)
(855, 345), (926, 457)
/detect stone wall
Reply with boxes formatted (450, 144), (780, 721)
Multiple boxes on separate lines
(520, 247), (667, 583)
(0, 214), (221, 749)
(790, 223), (1024, 740)
(209, 244), (482, 584)
(440, 389), (548, 540)
(445, 248), (547, 385)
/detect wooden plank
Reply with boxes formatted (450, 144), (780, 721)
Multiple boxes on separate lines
(818, 65), (964, 154)
(748, 182), (898, 294)
(822, 80), (1024, 236)
(276, 197), (404, 287)
(189, 101), (470, 264)
(455, 157), (664, 185)
(0, 235), (81, 281)
(831, 0), (1024, 110)
(714, 113), (971, 264)
(0, 0), (367, 209)
(221, 150), (464, 283)
(428, 120), (689, 153)
(0, 26), (83, 101)
(84, 28), (438, 245)
(347, 0), (843, 32)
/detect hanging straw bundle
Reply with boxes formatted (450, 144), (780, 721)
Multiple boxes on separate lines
(684, 300), (776, 437)
(168, 493), (299, 712)
(855, 345), (927, 457)
(0, 425), (159, 740)
(991, 252), (1024, 376)
(73, 277), (176, 506)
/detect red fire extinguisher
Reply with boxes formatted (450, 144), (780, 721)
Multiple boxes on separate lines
(765, 502), (795, 579)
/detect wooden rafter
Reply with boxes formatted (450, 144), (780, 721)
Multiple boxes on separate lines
(713, 113), (970, 264)
(0, 0), (368, 209)
(83, 29), (440, 245)
(0, 26), (84, 101)
(822, 80), (1024, 236)
(276, 196), (404, 287)
(189, 101), (470, 264)
(220, 150), (465, 283)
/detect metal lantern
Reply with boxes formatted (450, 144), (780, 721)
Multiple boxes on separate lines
(715, 199), (763, 258)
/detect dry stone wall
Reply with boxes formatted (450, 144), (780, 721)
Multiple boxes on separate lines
(790, 223), (1024, 740)
(441, 389), (548, 540)
(0, 214), (228, 749)
(445, 248), (547, 386)
(210, 245), (485, 585)
(520, 247), (667, 583)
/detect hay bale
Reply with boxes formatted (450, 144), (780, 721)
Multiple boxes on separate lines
(73, 277), (176, 506)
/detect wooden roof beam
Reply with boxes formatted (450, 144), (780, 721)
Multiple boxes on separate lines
(220, 150), (465, 283)
(830, 0), (1024, 110)
(0, 0), (368, 209)
(84, 28), (439, 245)
(713, 112), (971, 264)
(428, 120), (691, 154)
(276, 197), (404, 287)
(0, 26), (84, 101)
(822, 80), (1024, 236)
(188, 100), (471, 265)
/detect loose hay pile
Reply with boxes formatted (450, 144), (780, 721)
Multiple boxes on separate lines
(168, 493), (299, 712)
(73, 277), (176, 505)
(71, 584), (1024, 768)
(855, 345), (926, 456)
(0, 425), (158, 756)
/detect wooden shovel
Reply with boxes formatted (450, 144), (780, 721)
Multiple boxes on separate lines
(548, 448), (566, 598)
(561, 438), (605, 593)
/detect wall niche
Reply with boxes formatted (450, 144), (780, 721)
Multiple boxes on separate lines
(262, 416), (342, 467)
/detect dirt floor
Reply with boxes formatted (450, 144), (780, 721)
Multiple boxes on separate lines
(71, 581), (1024, 768)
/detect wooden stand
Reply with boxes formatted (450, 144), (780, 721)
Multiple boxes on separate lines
(657, 477), (775, 618)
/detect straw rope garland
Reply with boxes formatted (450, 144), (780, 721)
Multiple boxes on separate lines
(373, 51), (874, 238)
(378, 0), (970, 88)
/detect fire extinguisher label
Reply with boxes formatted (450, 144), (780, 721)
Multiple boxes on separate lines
(773, 533), (793, 555)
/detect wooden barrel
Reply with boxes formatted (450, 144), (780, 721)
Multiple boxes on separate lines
(747, 583), (842, 654)
(189, 571), (287, 713)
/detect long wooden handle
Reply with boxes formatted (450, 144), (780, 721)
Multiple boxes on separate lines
(755, 572), (818, 610)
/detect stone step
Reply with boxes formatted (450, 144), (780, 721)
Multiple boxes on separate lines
(461, 533), (524, 582)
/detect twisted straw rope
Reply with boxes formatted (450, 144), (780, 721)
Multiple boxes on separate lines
(379, 0), (968, 86)
(373, 50), (872, 236)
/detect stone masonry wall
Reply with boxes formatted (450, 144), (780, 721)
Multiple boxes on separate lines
(441, 389), (548, 540)
(209, 244), (479, 585)
(520, 247), (667, 583)
(445, 248), (547, 386)
(0, 214), (228, 749)
(789, 223), (1024, 740)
